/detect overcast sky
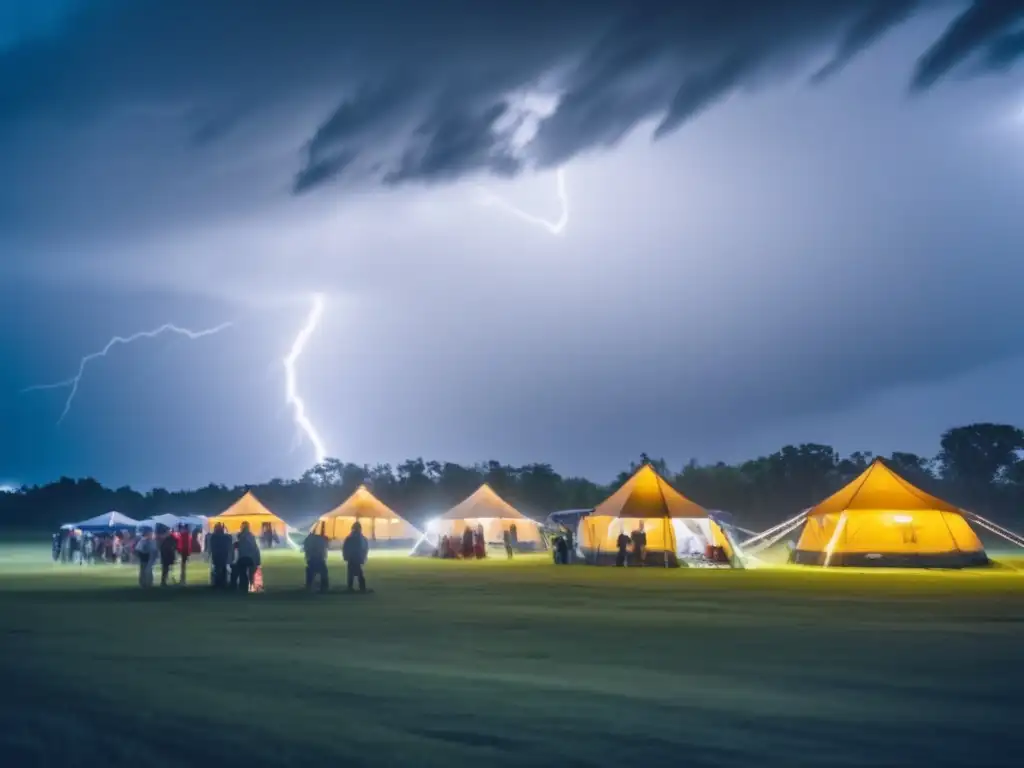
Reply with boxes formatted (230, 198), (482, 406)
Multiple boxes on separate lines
(2, 0), (1024, 490)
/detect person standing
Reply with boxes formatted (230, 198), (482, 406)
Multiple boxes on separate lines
(234, 522), (261, 593)
(502, 528), (514, 560)
(303, 523), (330, 593)
(630, 522), (647, 567)
(177, 523), (193, 585)
(208, 523), (232, 588)
(159, 529), (178, 587)
(342, 521), (369, 593)
(135, 530), (158, 588)
(615, 530), (630, 567)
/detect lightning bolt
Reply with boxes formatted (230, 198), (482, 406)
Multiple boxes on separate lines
(284, 293), (327, 465)
(24, 322), (232, 424)
(477, 167), (569, 235)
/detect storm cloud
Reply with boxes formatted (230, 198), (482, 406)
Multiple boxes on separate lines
(3, 1), (1024, 488)
(0, 1), (1021, 202)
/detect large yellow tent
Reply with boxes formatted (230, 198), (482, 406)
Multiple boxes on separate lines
(208, 491), (288, 536)
(429, 484), (544, 550)
(309, 485), (420, 543)
(579, 463), (734, 566)
(791, 459), (987, 568)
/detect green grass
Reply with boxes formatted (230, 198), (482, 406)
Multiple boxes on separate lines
(1, 548), (1023, 767)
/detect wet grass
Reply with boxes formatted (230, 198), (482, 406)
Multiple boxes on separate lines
(1, 548), (1022, 767)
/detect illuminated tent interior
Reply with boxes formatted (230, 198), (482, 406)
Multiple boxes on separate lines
(791, 459), (988, 568)
(425, 484), (545, 552)
(309, 485), (420, 546)
(208, 491), (289, 536)
(578, 463), (735, 567)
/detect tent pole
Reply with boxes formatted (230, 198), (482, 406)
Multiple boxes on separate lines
(652, 474), (674, 568)
(970, 518), (1024, 548)
(822, 512), (847, 568)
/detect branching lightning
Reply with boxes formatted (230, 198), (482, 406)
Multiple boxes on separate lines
(284, 293), (327, 465)
(478, 167), (569, 235)
(24, 322), (232, 424)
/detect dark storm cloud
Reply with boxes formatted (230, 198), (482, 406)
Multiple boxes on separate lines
(811, 0), (921, 84)
(912, 0), (1024, 90)
(1, 0), (1022, 202)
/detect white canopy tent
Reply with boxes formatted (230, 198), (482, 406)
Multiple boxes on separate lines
(73, 511), (140, 532)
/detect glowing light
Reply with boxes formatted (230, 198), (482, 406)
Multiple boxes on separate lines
(284, 294), (327, 465)
(893, 514), (914, 524)
(24, 322), (232, 424)
(822, 512), (848, 568)
(478, 167), (569, 235)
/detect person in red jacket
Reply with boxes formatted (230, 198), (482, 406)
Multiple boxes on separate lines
(177, 523), (194, 585)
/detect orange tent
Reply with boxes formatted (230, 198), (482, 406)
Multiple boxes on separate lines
(208, 491), (288, 536)
(792, 459), (987, 568)
(430, 484), (544, 549)
(579, 463), (733, 566)
(310, 485), (420, 543)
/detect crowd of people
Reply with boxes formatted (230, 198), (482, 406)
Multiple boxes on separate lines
(432, 523), (520, 560)
(132, 521), (266, 591)
(51, 525), (202, 570)
(50, 518), (372, 594)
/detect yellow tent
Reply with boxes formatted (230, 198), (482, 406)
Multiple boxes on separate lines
(579, 463), (734, 566)
(792, 459), (987, 567)
(309, 485), (420, 543)
(208, 491), (289, 536)
(429, 484), (544, 549)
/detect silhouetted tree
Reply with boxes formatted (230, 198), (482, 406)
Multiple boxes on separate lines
(4, 423), (1024, 532)
(939, 424), (1024, 488)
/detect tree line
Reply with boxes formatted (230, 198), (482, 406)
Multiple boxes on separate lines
(3, 423), (1023, 533)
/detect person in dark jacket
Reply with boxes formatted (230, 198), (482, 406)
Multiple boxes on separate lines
(234, 522), (261, 593)
(342, 521), (369, 592)
(615, 531), (630, 567)
(159, 530), (178, 586)
(630, 522), (647, 567)
(303, 523), (330, 592)
(208, 523), (232, 589)
(555, 535), (569, 565)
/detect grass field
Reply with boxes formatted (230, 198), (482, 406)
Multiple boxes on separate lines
(1, 547), (1023, 767)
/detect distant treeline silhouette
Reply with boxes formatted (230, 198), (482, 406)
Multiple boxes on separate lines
(3, 423), (1024, 532)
